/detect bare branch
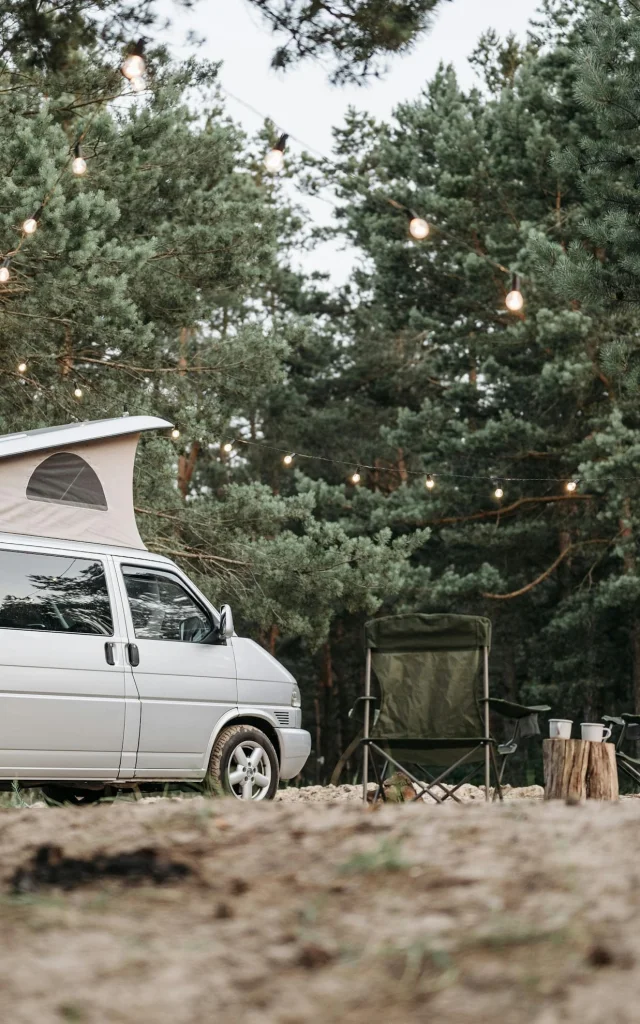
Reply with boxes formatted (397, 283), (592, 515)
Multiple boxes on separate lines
(482, 539), (611, 600)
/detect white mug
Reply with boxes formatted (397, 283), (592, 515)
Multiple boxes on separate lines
(549, 719), (572, 739)
(581, 723), (612, 743)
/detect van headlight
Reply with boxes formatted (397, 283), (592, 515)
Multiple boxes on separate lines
(291, 683), (301, 708)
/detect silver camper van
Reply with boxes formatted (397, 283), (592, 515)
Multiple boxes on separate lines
(0, 416), (311, 802)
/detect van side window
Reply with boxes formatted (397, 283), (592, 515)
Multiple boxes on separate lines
(122, 566), (212, 643)
(0, 550), (113, 635)
(27, 452), (108, 510)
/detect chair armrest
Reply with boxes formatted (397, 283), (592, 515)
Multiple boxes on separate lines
(603, 715), (625, 727)
(622, 713), (640, 724)
(482, 697), (551, 719)
(348, 696), (380, 724)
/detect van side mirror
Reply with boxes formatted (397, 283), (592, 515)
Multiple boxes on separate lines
(219, 604), (234, 640)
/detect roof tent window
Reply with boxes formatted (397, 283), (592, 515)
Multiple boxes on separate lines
(27, 452), (108, 511)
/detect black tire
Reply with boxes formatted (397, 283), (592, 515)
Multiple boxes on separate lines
(208, 725), (279, 801)
(41, 785), (106, 806)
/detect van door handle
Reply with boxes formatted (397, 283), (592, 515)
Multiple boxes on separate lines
(126, 643), (140, 667)
(104, 642), (116, 666)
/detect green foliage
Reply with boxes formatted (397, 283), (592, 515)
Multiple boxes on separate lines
(245, 0), (640, 782)
(8, 0), (640, 791)
(245, 0), (446, 83)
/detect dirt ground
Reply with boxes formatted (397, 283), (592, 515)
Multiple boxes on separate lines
(2, 788), (640, 1024)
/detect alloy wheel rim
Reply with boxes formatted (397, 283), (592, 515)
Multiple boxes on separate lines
(226, 740), (272, 800)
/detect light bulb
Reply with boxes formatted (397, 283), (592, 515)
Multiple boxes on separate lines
(223, 442), (233, 453)
(72, 156), (87, 176)
(0, 266), (9, 283)
(122, 53), (145, 80)
(409, 217), (429, 240)
(74, 386), (83, 398)
(494, 486), (504, 499)
(351, 471), (361, 484)
(171, 428), (180, 439)
(17, 362), (27, 373)
(425, 474), (435, 490)
(22, 218), (37, 235)
(283, 454), (294, 466)
(264, 148), (285, 174)
(505, 288), (524, 312)
(565, 480), (577, 493)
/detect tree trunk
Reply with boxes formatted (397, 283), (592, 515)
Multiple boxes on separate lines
(177, 441), (200, 499)
(543, 739), (618, 801)
(632, 620), (640, 716)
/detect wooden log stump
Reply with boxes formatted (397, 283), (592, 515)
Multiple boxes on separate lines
(543, 738), (618, 801)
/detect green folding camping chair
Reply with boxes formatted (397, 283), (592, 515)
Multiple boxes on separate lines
(355, 613), (549, 804)
(603, 713), (640, 787)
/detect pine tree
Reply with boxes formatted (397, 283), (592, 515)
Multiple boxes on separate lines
(253, 0), (640, 780)
(246, 0), (446, 83)
(0, 6), (419, 768)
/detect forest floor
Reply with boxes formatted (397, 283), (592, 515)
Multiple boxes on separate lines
(1, 788), (640, 1023)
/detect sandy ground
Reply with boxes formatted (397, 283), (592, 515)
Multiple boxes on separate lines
(2, 788), (640, 1023)
(276, 782), (546, 802)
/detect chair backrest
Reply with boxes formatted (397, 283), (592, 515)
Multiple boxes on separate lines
(365, 613), (491, 741)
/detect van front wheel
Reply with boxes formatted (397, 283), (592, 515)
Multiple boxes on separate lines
(208, 725), (279, 801)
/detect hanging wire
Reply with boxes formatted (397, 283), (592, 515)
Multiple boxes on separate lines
(220, 86), (524, 284)
(231, 437), (587, 485)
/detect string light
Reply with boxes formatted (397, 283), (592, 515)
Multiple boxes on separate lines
(264, 133), (288, 174)
(121, 41), (145, 81)
(409, 215), (430, 240)
(222, 442), (233, 453)
(565, 480), (578, 493)
(224, 87), (528, 297)
(0, 261), (9, 283)
(22, 217), (38, 235)
(17, 362), (27, 373)
(283, 453), (294, 465)
(505, 273), (524, 312)
(73, 385), (83, 398)
(171, 428), (180, 439)
(350, 469), (361, 484)
(494, 485), (504, 499)
(72, 143), (87, 176)
(231, 438), (584, 487)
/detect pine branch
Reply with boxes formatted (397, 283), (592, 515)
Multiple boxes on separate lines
(429, 494), (592, 528)
(482, 539), (611, 601)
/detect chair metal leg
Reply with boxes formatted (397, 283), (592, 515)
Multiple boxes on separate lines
(617, 758), (640, 787)
(498, 722), (520, 785)
(489, 743), (504, 802)
(362, 649), (371, 805)
(423, 763), (482, 804)
(370, 750), (387, 804)
(483, 646), (490, 801)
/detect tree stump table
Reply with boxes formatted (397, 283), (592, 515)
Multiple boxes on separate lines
(543, 738), (618, 801)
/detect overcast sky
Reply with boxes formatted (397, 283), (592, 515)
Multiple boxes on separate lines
(165, 0), (542, 283)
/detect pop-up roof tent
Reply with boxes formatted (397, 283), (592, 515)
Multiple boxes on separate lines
(0, 416), (171, 549)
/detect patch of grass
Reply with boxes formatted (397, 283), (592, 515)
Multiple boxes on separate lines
(339, 838), (409, 874)
(463, 920), (571, 951)
(57, 1004), (87, 1022)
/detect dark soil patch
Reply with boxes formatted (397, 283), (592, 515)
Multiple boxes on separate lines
(11, 843), (191, 893)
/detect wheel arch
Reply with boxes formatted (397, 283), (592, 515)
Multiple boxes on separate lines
(204, 709), (282, 769)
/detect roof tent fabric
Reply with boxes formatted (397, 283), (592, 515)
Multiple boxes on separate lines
(0, 416), (171, 549)
(365, 613), (490, 765)
(27, 452), (108, 510)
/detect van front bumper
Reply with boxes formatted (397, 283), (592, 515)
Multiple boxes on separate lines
(276, 727), (311, 780)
